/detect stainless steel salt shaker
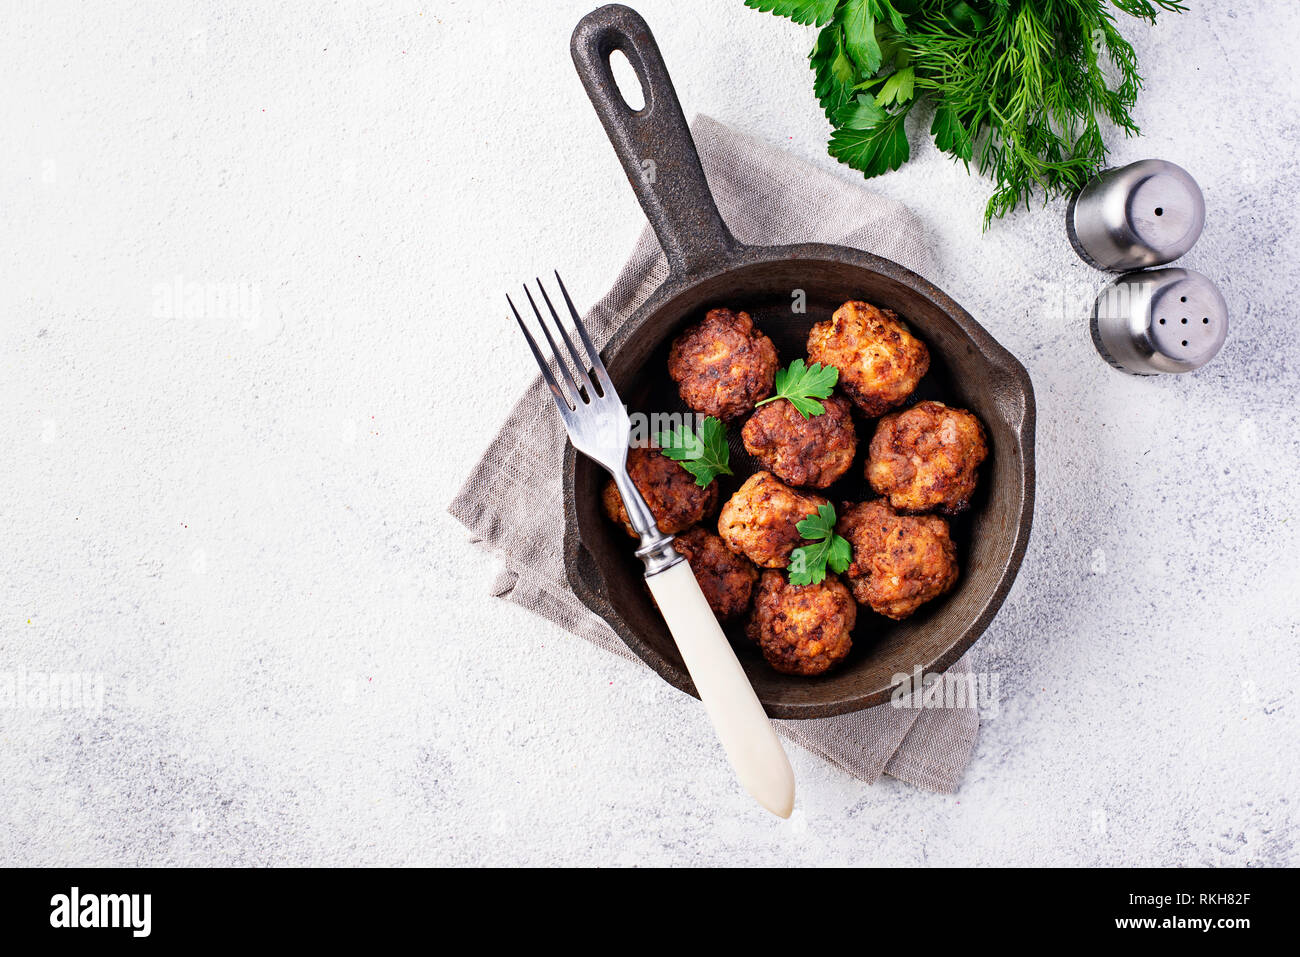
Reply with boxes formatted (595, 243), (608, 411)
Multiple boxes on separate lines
(1090, 267), (1228, 375)
(1067, 160), (1205, 271)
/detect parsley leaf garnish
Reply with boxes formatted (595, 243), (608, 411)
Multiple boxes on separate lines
(755, 359), (839, 419)
(787, 504), (853, 587)
(655, 416), (732, 487)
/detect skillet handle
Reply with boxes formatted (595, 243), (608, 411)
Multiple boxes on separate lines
(571, 4), (739, 278)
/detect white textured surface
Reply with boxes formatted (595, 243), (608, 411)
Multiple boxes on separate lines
(2, 0), (1297, 866)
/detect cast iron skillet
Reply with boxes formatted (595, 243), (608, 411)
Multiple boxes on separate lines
(561, 4), (1035, 719)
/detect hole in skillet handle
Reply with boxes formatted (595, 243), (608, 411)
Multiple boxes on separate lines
(608, 49), (645, 111)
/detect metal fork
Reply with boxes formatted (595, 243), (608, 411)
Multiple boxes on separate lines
(510, 273), (795, 818)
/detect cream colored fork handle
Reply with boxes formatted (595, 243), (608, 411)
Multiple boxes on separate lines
(645, 561), (795, 818)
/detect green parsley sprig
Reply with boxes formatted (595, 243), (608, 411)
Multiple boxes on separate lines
(745, 0), (1186, 225)
(655, 416), (733, 487)
(755, 359), (839, 419)
(787, 503), (853, 586)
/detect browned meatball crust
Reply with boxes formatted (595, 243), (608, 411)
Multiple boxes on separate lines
(868, 400), (988, 515)
(838, 500), (957, 620)
(741, 395), (857, 489)
(671, 526), (759, 620)
(718, 471), (828, 569)
(807, 301), (929, 417)
(746, 570), (856, 676)
(602, 446), (718, 538)
(668, 308), (778, 422)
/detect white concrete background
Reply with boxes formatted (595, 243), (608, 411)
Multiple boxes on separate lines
(2, 0), (1297, 866)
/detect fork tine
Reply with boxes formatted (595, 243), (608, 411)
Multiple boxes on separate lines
(554, 271), (610, 391)
(524, 285), (588, 404)
(508, 293), (574, 414)
(537, 279), (601, 399)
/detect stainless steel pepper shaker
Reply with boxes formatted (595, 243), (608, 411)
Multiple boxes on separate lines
(1067, 160), (1205, 271)
(1090, 267), (1228, 375)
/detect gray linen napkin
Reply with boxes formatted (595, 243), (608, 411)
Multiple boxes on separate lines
(449, 115), (980, 792)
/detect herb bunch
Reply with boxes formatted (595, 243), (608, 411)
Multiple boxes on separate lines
(744, 0), (1185, 225)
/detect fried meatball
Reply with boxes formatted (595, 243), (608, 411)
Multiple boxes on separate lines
(807, 301), (929, 417)
(746, 571), (856, 676)
(718, 471), (828, 569)
(671, 526), (759, 619)
(602, 446), (718, 538)
(667, 308), (778, 421)
(741, 395), (857, 489)
(868, 400), (988, 515)
(838, 500), (958, 620)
